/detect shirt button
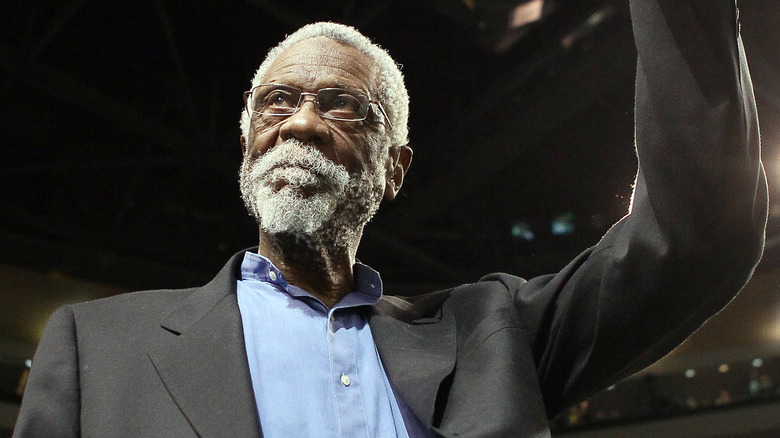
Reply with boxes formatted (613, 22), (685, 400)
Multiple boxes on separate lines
(268, 271), (277, 281)
(340, 374), (351, 387)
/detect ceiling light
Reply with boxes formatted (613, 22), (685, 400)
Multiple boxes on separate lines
(510, 0), (544, 28)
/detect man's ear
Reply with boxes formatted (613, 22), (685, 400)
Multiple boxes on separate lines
(240, 134), (248, 157)
(384, 145), (413, 200)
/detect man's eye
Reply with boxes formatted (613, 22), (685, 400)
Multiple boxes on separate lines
(333, 95), (359, 110)
(266, 91), (296, 108)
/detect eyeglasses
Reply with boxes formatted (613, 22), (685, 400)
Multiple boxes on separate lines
(244, 84), (392, 129)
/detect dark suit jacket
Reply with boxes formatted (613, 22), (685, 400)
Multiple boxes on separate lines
(13, 0), (768, 437)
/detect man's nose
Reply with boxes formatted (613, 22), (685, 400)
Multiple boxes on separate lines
(278, 99), (332, 144)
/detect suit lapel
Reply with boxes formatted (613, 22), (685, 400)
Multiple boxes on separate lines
(148, 251), (262, 438)
(370, 293), (456, 428)
(146, 250), (457, 436)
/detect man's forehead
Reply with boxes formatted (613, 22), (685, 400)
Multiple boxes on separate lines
(261, 37), (377, 90)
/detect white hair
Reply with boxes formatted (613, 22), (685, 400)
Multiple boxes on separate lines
(239, 22), (409, 148)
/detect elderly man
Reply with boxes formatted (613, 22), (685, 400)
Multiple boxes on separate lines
(14, 0), (767, 437)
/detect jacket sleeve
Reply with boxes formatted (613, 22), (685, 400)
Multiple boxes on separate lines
(13, 306), (81, 437)
(512, 0), (768, 417)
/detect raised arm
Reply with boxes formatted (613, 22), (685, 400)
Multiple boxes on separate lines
(515, 0), (768, 416)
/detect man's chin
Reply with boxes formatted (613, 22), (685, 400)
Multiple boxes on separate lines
(252, 188), (339, 236)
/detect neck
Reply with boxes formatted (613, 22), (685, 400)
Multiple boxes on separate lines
(256, 226), (363, 308)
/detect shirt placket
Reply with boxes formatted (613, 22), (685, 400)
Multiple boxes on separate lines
(328, 309), (368, 437)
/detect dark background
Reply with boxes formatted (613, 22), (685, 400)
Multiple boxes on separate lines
(3, 0), (777, 292)
(2, 0), (780, 434)
(1, 0), (779, 402)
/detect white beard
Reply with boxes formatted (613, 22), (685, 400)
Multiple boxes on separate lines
(239, 139), (385, 242)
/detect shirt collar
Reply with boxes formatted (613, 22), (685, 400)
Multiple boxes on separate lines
(239, 251), (383, 308)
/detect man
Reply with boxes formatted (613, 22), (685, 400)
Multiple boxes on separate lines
(14, 0), (767, 437)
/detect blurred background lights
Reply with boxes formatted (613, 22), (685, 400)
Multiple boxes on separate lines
(771, 159), (780, 199)
(684, 368), (696, 378)
(752, 358), (764, 368)
(718, 364), (730, 373)
(511, 221), (535, 241)
(767, 307), (780, 340)
(510, 0), (544, 28)
(551, 212), (575, 235)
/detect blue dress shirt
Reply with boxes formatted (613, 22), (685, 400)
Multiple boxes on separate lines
(236, 252), (432, 437)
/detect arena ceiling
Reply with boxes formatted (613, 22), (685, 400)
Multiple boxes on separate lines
(2, 0), (779, 297)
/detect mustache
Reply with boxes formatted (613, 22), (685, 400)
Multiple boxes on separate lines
(243, 140), (350, 190)
(251, 141), (333, 177)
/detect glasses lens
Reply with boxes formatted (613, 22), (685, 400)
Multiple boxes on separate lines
(252, 85), (301, 115)
(317, 88), (369, 121)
